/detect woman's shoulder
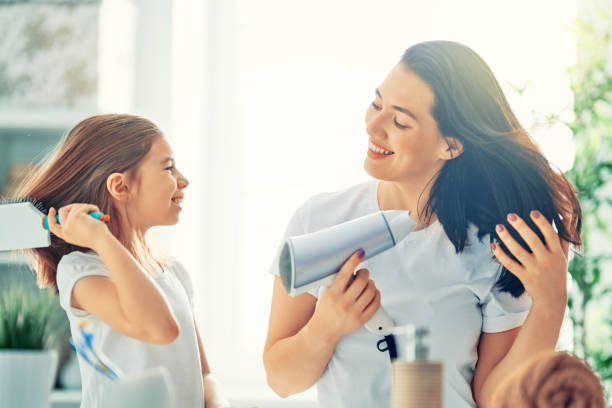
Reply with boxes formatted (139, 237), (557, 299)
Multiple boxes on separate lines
(295, 179), (378, 229)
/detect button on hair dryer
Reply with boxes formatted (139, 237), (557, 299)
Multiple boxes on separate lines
(279, 210), (415, 335)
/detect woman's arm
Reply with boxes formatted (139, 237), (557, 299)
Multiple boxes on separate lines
(473, 306), (564, 405)
(263, 250), (381, 397)
(49, 205), (179, 344)
(472, 211), (570, 406)
(194, 319), (231, 408)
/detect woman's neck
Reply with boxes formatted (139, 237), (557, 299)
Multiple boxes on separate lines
(377, 178), (437, 231)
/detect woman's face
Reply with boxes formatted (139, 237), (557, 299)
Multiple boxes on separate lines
(127, 136), (189, 230)
(364, 63), (450, 184)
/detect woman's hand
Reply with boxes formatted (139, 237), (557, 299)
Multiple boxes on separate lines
(491, 210), (570, 312)
(47, 204), (109, 250)
(309, 250), (382, 343)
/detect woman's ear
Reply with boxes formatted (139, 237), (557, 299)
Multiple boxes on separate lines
(106, 173), (130, 202)
(440, 137), (464, 160)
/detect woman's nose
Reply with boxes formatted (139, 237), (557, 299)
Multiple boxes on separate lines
(366, 111), (387, 139)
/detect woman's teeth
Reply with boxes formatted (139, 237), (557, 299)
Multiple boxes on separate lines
(369, 141), (394, 155)
(171, 197), (183, 205)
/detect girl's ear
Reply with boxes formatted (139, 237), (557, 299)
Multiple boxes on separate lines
(440, 137), (464, 160)
(106, 173), (130, 202)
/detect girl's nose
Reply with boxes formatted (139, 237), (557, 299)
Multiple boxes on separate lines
(178, 175), (189, 189)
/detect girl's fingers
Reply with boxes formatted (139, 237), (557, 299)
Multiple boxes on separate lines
(47, 207), (63, 236)
(59, 203), (102, 223)
(491, 242), (527, 284)
(58, 205), (75, 224)
(529, 210), (564, 254)
(73, 204), (101, 218)
(506, 213), (546, 255)
(495, 223), (532, 267)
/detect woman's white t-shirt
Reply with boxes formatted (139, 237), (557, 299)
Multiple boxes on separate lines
(56, 250), (204, 408)
(269, 179), (531, 408)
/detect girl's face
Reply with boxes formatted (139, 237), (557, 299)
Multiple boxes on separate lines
(127, 137), (189, 230)
(364, 64), (451, 184)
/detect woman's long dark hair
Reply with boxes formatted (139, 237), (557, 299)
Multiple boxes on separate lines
(402, 41), (582, 297)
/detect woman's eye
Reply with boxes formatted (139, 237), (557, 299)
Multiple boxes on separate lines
(371, 102), (382, 111)
(165, 166), (174, 171)
(393, 118), (409, 129)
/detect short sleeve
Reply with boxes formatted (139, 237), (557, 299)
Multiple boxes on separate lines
(56, 251), (110, 318)
(481, 287), (532, 333)
(169, 259), (195, 309)
(268, 204), (320, 298)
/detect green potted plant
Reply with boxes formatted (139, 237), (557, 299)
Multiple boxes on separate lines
(0, 281), (68, 408)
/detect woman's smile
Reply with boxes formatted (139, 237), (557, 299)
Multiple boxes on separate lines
(367, 139), (395, 159)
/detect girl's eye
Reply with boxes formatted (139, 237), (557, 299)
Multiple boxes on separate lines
(371, 102), (382, 111)
(165, 166), (174, 171)
(393, 118), (409, 130)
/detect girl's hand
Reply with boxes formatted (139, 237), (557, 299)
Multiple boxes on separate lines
(491, 210), (570, 312)
(309, 250), (382, 343)
(47, 204), (109, 250)
(203, 373), (233, 408)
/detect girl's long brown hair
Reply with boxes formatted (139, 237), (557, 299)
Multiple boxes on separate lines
(16, 114), (163, 290)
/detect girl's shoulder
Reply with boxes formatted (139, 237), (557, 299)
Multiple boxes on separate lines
(57, 250), (107, 273)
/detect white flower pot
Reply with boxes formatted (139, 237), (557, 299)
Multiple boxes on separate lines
(0, 349), (58, 408)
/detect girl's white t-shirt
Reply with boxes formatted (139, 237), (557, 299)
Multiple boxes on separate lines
(56, 250), (204, 408)
(269, 179), (532, 408)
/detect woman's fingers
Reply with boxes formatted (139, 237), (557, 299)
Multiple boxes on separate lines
(506, 213), (546, 255)
(491, 242), (527, 284)
(495, 223), (532, 267)
(344, 269), (370, 300)
(329, 250), (365, 293)
(354, 279), (378, 312)
(558, 213), (572, 257)
(361, 290), (381, 319)
(528, 210), (563, 253)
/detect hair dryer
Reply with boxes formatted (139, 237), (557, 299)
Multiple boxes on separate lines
(279, 210), (415, 335)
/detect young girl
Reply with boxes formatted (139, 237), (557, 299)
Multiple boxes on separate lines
(264, 41), (582, 407)
(19, 114), (230, 408)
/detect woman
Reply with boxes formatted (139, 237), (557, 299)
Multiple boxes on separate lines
(263, 41), (581, 407)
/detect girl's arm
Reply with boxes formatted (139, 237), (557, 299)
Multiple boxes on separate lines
(472, 211), (570, 406)
(49, 205), (179, 344)
(194, 320), (231, 408)
(263, 250), (381, 397)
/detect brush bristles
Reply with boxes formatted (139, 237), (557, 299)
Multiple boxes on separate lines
(0, 197), (49, 214)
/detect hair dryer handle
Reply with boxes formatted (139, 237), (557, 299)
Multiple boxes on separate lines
(364, 306), (395, 335)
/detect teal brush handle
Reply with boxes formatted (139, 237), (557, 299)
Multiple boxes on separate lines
(43, 211), (109, 230)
